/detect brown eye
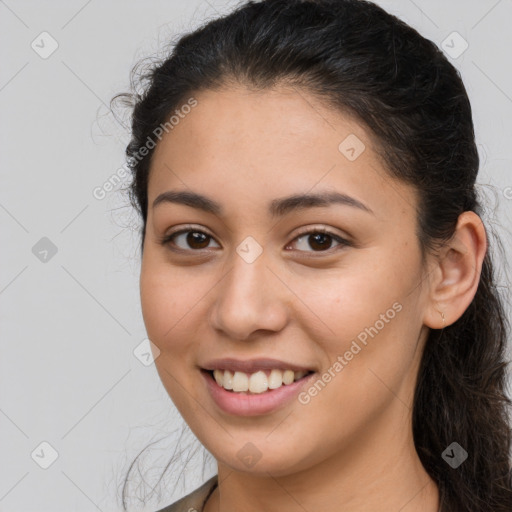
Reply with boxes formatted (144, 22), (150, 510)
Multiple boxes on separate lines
(306, 232), (333, 251)
(183, 231), (210, 249)
(288, 229), (351, 253)
(161, 229), (220, 251)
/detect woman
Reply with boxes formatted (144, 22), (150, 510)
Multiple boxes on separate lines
(113, 0), (512, 510)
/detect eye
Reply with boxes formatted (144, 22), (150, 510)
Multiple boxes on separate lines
(159, 226), (351, 254)
(160, 227), (220, 251)
(286, 228), (351, 253)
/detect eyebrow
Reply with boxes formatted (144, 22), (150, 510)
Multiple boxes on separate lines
(152, 190), (374, 217)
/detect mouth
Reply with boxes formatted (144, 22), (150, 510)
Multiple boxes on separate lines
(201, 368), (316, 395)
(200, 366), (317, 416)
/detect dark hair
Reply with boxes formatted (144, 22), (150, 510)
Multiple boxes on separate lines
(112, 0), (512, 510)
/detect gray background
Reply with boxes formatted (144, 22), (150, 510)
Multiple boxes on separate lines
(1, 1), (511, 511)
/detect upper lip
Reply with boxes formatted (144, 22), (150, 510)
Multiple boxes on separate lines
(201, 358), (315, 374)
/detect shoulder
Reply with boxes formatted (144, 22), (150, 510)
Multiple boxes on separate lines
(155, 475), (218, 512)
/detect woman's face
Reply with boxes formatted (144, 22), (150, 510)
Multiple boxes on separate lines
(140, 85), (432, 476)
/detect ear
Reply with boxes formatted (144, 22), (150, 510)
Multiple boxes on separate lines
(423, 211), (488, 329)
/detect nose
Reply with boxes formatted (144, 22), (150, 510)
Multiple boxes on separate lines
(208, 250), (289, 341)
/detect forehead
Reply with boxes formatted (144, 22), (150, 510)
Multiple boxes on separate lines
(152, 85), (367, 165)
(147, 86), (417, 223)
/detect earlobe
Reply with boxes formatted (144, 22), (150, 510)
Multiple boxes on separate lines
(423, 211), (488, 329)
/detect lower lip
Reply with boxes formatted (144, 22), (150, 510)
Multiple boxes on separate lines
(201, 369), (316, 416)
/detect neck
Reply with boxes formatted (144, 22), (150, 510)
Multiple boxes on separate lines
(204, 401), (440, 512)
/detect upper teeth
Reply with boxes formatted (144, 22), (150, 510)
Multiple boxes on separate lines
(212, 369), (309, 394)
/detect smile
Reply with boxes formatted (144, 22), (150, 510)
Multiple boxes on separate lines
(201, 368), (317, 416)
(211, 368), (314, 394)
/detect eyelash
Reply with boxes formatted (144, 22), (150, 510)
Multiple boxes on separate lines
(158, 225), (352, 255)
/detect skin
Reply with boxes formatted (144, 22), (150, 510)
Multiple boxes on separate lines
(140, 85), (487, 512)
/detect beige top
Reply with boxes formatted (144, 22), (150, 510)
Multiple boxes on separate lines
(155, 475), (442, 511)
(155, 475), (218, 512)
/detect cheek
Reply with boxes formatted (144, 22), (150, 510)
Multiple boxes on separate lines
(139, 258), (207, 414)
(288, 258), (408, 343)
(140, 254), (200, 349)
(289, 251), (422, 388)
(140, 271), (175, 344)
